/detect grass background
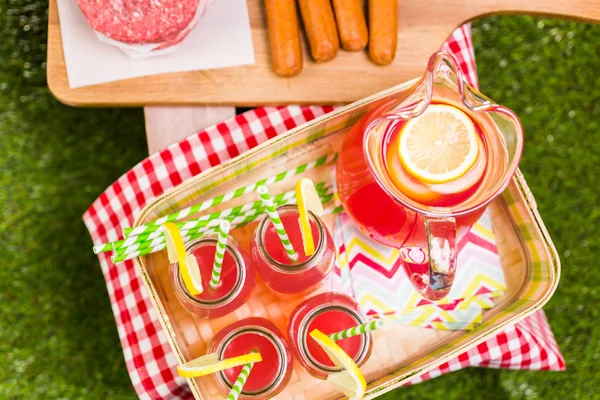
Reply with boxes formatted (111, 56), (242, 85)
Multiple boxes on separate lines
(1, 2), (599, 399)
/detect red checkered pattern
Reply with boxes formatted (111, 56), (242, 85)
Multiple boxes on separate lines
(408, 310), (565, 385)
(83, 25), (564, 400)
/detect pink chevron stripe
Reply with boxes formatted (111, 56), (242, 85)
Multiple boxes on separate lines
(348, 253), (404, 278)
(457, 233), (477, 252)
(475, 286), (494, 296)
(415, 297), (488, 311)
(416, 299), (431, 307)
(348, 243), (500, 283)
(457, 243), (502, 268)
(462, 231), (498, 253)
(350, 266), (412, 297)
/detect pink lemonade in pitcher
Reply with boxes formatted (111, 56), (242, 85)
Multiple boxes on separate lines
(287, 293), (373, 379)
(384, 103), (493, 208)
(335, 51), (523, 301)
(338, 102), (509, 245)
(208, 317), (293, 399)
(250, 205), (335, 296)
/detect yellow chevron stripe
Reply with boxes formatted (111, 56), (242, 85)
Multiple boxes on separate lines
(388, 310), (482, 330)
(456, 296), (487, 310)
(405, 291), (423, 309)
(460, 274), (507, 298)
(473, 296), (495, 309)
(455, 297), (473, 310)
(337, 248), (349, 270)
(359, 293), (395, 314)
(403, 310), (437, 325)
(430, 296), (454, 306)
(439, 309), (459, 323)
(471, 222), (495, 242)
(345, 237), (399, 265)
(385, 307), (436, 322)
(464, 319), (479, 330)
(430, 321), (446, 330)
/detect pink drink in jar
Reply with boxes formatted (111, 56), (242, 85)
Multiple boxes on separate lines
(250, 205), (335, 296)
(169, 236), (255, 319)
(207, 317), (293, 399)
(287, 292), (373, 379)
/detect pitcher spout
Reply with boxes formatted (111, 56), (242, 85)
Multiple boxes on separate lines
(379, 51), (500, 125)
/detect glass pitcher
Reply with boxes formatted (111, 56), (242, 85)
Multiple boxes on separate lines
(336, 51), (524, 301)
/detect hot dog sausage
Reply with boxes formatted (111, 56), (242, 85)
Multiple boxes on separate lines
(332, 0), (368, 51)
(369, 0), (398, 65)
(298, 0), (340, 62)
(265, 0), (303, 77)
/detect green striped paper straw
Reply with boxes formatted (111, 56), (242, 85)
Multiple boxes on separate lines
(113, 207), (265, 256)
(113, 219), (224, 256)
(209, 220), (230, 289)
(94, 182), (331, 253)
(111, 229), (216, 263)
(97, 193), (290, 253)
(329, 320), (385, 341)
(123, 182), (328, 238)
(94, 192), (289, 254)
(111, 197), (341, 263)
(257, 185), (298, 261)
(226, 359), (256, 400)
(113, 191), (335, 257)
(123, 153), (338, 237)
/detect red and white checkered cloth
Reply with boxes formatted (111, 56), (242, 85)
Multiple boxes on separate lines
(83, 25), (565, 400)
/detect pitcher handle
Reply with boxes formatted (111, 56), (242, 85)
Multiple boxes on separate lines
(424, 218), (457, 301)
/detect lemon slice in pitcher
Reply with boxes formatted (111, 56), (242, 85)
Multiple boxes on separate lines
(398, 104), (479, 184)
(162, 222), (203, 296)
(309, 329), (367, 400)
(177, 352), (262, 378)
(296, 178), (324, 256)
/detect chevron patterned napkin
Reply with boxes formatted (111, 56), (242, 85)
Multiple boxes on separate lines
(328, 209), (506, 330)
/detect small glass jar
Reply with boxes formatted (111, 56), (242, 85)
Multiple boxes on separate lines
(207, 317), (293, 399)
(287, 292), (373, 379)
(169, 236), (255, 319)
(250, 205), (335, 296)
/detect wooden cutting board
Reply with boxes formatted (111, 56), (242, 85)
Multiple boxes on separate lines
(47, 0), (600, 107)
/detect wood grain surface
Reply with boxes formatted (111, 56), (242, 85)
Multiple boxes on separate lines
(47, 0), (600, 107)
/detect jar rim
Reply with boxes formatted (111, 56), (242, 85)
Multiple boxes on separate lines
(256, 204), (326, 273)
(216, 325), (288, 397)
(297, 303), (371, 373)
(172, 236), (245, 308)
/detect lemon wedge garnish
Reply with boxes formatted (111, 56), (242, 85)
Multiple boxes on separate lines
(177, 352), (262, 378)
(399, 104), (480, 184)
(296, 178), (324, 256)
(162, 222), (203, 296)
(309, 329), (367, 400)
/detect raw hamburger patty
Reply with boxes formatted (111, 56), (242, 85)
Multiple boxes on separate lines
(78, 0), (200, 44)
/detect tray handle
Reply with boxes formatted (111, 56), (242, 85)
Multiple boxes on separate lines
(462, 0), (600, 24)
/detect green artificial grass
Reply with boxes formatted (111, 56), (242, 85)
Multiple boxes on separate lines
(1, 2), (600, 398)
